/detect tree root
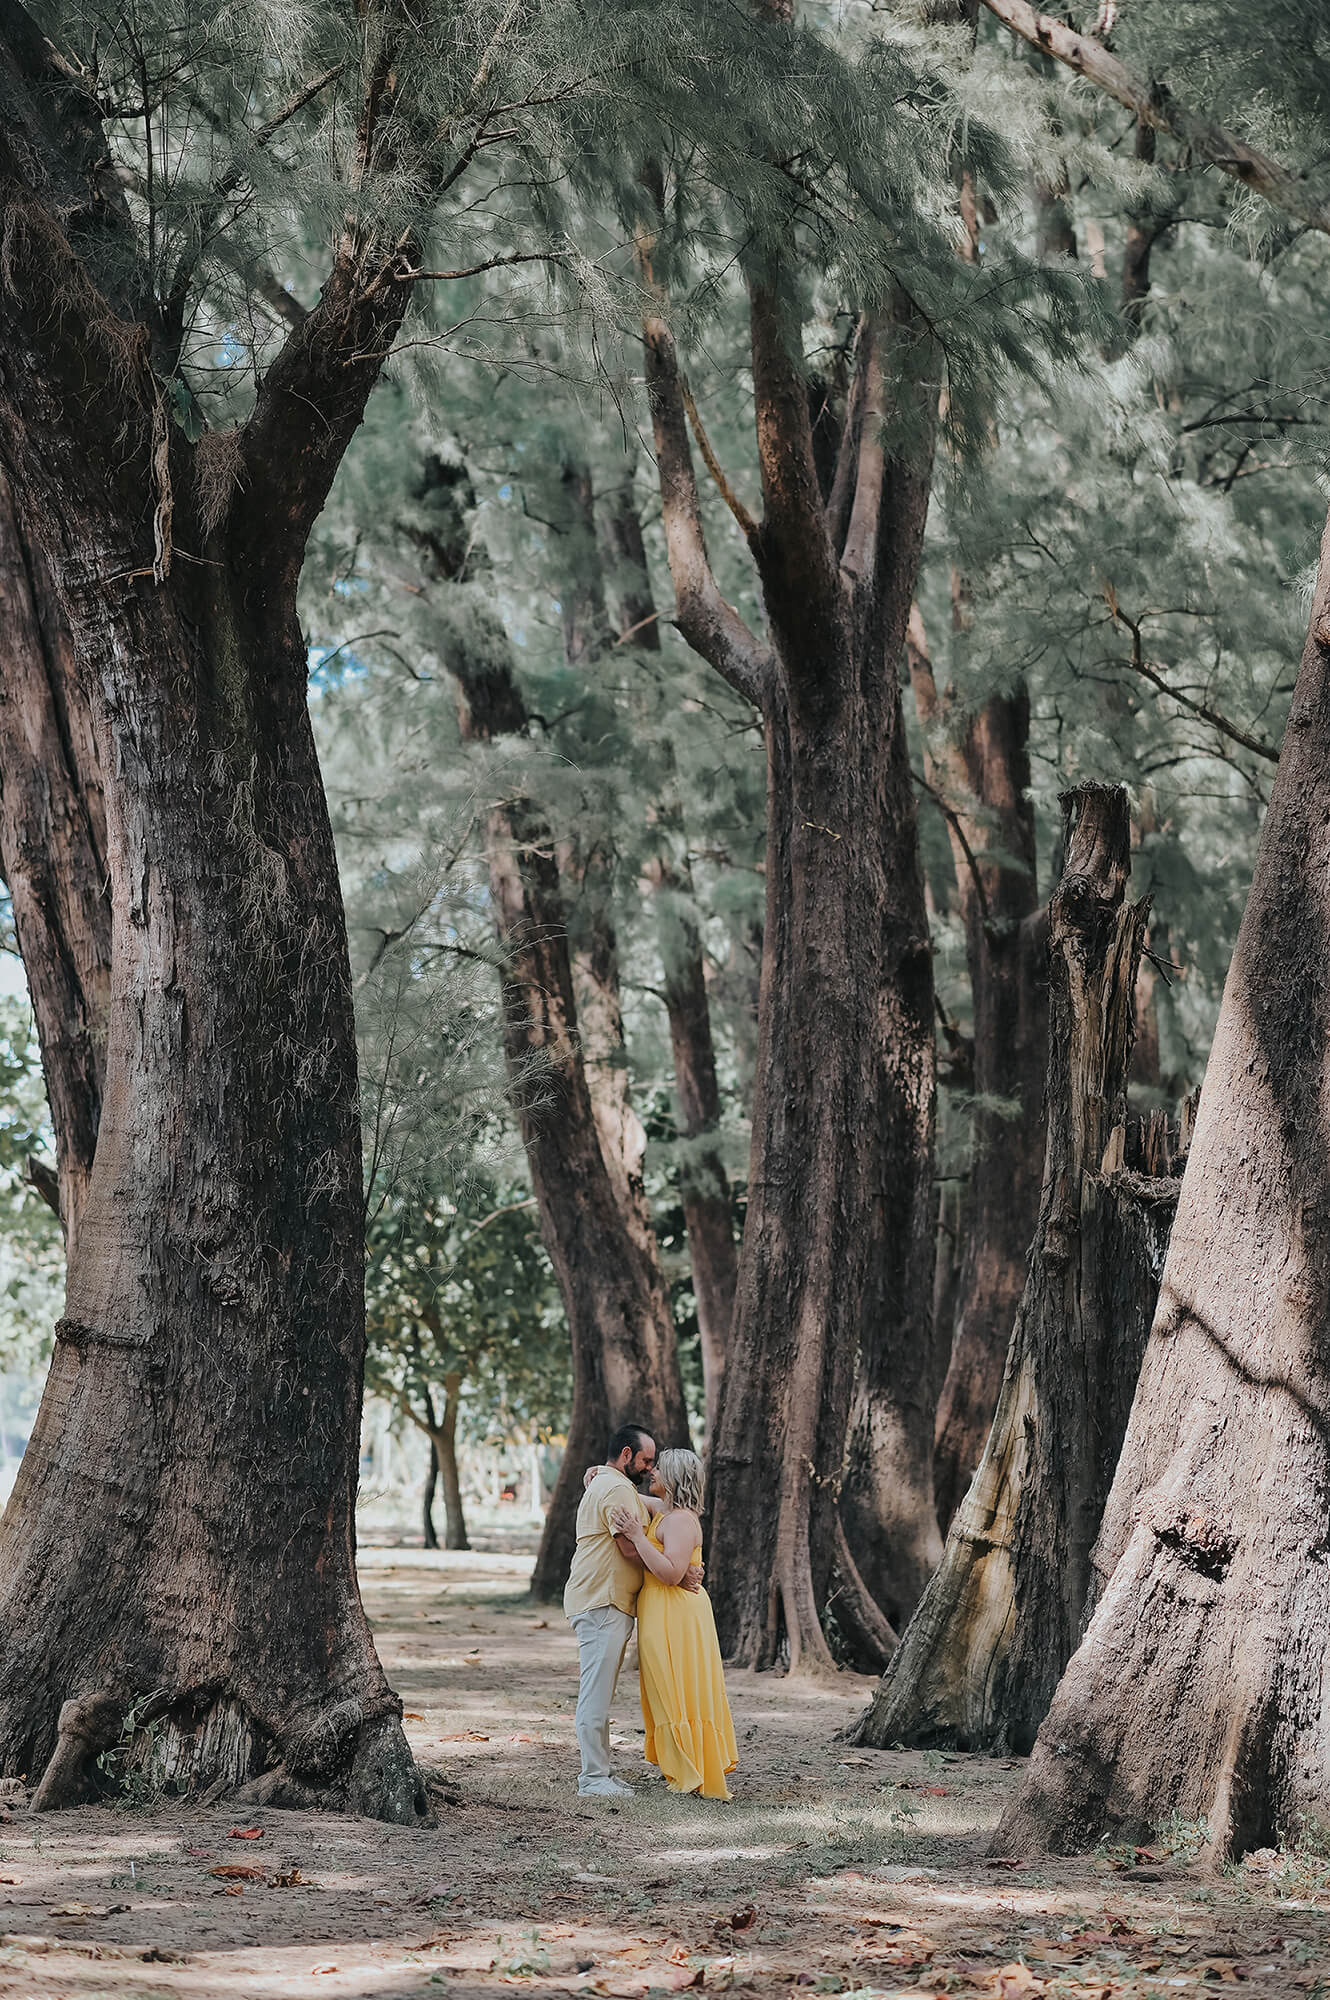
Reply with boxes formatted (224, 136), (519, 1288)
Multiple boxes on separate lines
(28, 1690), (428, 1824)
(31, 1693), (124, 1811)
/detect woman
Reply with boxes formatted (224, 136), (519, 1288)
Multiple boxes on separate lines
(611, 1447), (738, 1800)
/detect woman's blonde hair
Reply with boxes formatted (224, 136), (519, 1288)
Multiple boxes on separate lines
(656, 1446), (705, 1515)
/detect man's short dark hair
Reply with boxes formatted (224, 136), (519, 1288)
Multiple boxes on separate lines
(607, 1422), (650, 1462)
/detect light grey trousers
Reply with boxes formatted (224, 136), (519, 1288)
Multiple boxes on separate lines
(568, 1604), (635, 1787)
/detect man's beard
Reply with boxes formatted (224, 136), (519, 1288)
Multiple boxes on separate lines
(629, 1467), (652, 1491)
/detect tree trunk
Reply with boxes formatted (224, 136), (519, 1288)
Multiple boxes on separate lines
(643, 291), (941, 1669)
(422, 1440), (440, 1551)
(908, 610), (1049, 1531)
(855, 784), (1185, 1753)
(652, 856), (740, 1441)
(598, 467), (739, 1439)
(0, 468), (111, 1241)
(435, 1375), (469, 1553)
(995, 514), (1330, 1861)
(399, 453), (690, 1597)
(0, 21), (424, 1818)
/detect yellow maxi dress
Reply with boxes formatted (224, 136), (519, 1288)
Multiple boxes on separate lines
(636, 1515), (739, 1799)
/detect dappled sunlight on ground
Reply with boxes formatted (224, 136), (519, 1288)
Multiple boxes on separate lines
(2, 1547), (1330, 1997)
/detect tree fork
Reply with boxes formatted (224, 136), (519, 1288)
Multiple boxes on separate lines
(995, 511), (1330, 1861)
(854, 783), (1182, 1753)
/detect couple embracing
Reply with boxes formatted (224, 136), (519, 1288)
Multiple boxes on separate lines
(563, 1423), (738, 1800)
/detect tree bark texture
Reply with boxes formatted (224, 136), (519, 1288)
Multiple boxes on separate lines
(0, 12), (424, 1818)
(598, 468), (739, 1439)
(644, 281), (940, 1670)
(0, 466), (110, 1241)
(652, 855), (740, 1441)
(908, 609), (1049, 1531)
(854, 784), (1182, 1753)
(996, 512), (1330, 1861)
(401, 454), (690, 1598)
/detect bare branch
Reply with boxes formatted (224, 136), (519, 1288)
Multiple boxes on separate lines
(1104, 585), (1280, 764)
(642, 301), (773, 710)
(979, 0), (1330, 238)
(394, 248), (570, 283)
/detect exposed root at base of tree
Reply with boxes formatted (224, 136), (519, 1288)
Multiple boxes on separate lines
(24, 1689), (429, 1825)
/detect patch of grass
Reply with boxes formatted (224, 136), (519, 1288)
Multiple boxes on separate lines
(1153, 1812), (1211, 1862)
(491, 1931), (551, 1977)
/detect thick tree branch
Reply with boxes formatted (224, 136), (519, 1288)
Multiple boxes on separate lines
(838, 320), (885, 590)
(749, 276), (842, 635)
(642, 308), (773, 710)
(979, 0), (1330, 238)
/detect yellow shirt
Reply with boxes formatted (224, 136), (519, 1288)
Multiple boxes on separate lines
(563, 1468), (650, 1618)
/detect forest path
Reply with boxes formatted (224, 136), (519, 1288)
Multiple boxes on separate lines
(1, 1545), (1329, 1998)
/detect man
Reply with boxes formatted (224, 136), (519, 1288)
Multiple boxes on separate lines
(563, 1422), (700, 1798)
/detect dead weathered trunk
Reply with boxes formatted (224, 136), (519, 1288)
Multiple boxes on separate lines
(908, 610), (1048, 1531)
(644, 277), (940, 1669)
(855, 784), (1184, 1752)
(397, 453), (689, 1598)
(0, 468), (110, 1241)
(996, 514), (1330, 1861)
(598, 469), (739, 1438)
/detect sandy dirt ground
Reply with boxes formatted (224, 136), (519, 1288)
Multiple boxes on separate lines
(2, 1544), (1329, 2000)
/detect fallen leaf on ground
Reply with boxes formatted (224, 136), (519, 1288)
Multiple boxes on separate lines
(215, 1886), (244, 1897)
(184, 1846), (213, 1858)
(403, 1711), (426, 1721)
(267, 1867), (307, 1888)
(442, 1730), (489, 1742)
(0, 1875), (19, 1883)
(530, 1620), (549, 1629)
(228, 1826), (264, 1839)
(985, 1857), (1027, 1871)
(991, 1964), (1047, 2000)
(210, 1864), (266, 1881)
(311, 1963), (339, 1975)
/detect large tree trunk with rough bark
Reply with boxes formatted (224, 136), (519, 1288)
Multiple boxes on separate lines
(643, 270), (940, 1670)
(995, 514), (1330, 1861)
(0, 468), (110, 1241)
(907, 608), (1048, 1531)
(598, 468), (739, 1439)
(855, 785), (1186, 1753)
(398, 452), (689, 1598)
(0, 12), (424, 1819)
